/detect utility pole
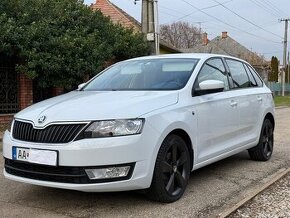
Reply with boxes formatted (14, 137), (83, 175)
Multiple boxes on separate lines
(287, 51), (290, 84)
(279, 18), (289, 96)
(141, 0), (159, 55)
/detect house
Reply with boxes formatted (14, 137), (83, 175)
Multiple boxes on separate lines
(91, 0), (181, 54)
(182, 33), (228, 55)
(183, 32), (269, 80)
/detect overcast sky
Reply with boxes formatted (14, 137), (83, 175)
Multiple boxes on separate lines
(85, 0), (290, 61)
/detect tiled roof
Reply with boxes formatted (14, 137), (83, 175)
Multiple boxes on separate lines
(184, 34), (263, 64)
(182, 43), (228, 55)
(91, 0), (141, 31)
(210, 36), (258, 61)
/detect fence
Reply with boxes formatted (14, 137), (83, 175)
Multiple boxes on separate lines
(0, 66), (19, 114)
(266, 82), (290, 96)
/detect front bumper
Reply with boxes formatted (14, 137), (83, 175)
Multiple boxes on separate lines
(4, 158), (136, 184)
(3, 167), (150, 192)
(2, 124), (161, 191)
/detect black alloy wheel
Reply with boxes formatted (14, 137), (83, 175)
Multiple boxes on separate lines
(248, 119), (274, 161)
(147, 135), (191, 203)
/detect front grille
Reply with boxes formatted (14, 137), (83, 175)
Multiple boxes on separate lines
(12, 120), (86, 143)
(5, 159), (135, 184)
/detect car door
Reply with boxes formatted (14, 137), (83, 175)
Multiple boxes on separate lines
(245, 64), (266, 134)
(191, 58), (240, 163)
(225, 59), (258, 145)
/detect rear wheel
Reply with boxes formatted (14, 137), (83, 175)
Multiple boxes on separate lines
(147, 135), (191, 203)
(248, 119), (274, 161)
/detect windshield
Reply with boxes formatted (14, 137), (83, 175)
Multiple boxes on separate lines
(83, 58), (199, 91)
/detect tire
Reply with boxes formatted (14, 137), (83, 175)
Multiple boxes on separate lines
(248, 119), (274, 161)
(146, 135), (191, 203)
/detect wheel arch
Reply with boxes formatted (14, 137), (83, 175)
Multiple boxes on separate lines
(265, 112), (275, 129)
(168, 129), (194, 170)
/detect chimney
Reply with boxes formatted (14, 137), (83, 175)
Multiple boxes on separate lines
(222, 31), (228, 39)
(202, 32), (208, 45)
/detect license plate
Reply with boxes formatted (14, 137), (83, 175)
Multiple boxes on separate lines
(12, 147), (58, 166)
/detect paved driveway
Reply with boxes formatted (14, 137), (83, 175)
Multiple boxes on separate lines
(1, 108), (289, 218)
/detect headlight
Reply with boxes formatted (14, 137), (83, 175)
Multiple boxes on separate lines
(83, 119), (144, 138)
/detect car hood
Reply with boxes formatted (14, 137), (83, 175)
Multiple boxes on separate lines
(15, 91), (178, 127)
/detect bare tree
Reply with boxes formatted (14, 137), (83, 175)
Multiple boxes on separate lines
(160, 21), (202, 49)
(244, 52), (268, 66)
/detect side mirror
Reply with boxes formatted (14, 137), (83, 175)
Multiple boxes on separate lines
(199, 80), (224, 90)
(194, 80), (224, 96)
(78, 83), (86, 90)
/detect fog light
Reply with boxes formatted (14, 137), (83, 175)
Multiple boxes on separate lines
(85, 166), (130, 180)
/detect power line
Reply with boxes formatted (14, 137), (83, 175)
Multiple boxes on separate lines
(212, 0), (282, 39)
(127, 0), (180, 20)
(248, 0), (280, 18)
(261, 0), (288, 17)
(158, 5), (185, 15)
(180, 0), (281, 44)
(129, 0), (194, 21)
(161, 0), (234, 25)
(260, 50), (282, 55)
(159, 8), (179, 18)
(260, 0), (284, 16)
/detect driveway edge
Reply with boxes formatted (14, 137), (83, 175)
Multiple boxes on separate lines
(275, 106), (290, 109)
(217, 167), (290, 218)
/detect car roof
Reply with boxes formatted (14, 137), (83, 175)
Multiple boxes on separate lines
(128, 53), (249, 64)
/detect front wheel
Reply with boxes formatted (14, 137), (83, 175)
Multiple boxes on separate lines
(146, 135), (191, 203)
(248, 119), (274, 161)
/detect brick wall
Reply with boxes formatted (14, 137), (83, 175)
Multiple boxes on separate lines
(0, 114), (14, 131)
(51, 87), (64, 96)
(19, 73), (33, 110)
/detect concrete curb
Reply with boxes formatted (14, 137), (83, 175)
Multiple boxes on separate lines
(217, 167), (290, 218)
(275, 106), (290, 109)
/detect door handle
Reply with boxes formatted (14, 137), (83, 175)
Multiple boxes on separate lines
(230, 100), (238, 107)
(257, 96), (263, 102)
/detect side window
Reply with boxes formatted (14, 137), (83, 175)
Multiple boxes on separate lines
(243, 63), (257, 87)
(247, 65), (263, 87)
(194, 58), (229, 90)
(226, 59), (251, 88)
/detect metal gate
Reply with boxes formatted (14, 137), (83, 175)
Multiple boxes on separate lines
(0, 66), (18, 113)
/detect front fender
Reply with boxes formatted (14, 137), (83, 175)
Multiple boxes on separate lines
(145, 106), (198, 167)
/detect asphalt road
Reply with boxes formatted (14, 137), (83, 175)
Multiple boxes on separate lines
(1, 107), (289, 218)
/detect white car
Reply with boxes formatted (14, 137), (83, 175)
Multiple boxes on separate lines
(3, 54), (275, 202)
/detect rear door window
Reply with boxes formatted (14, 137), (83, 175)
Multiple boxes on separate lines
(246, 65), (263, 87)
(225, 59), (251, 88)
(243, 63), (257, 87)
